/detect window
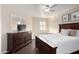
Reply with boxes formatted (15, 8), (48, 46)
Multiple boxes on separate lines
(40, 21), (46, 31)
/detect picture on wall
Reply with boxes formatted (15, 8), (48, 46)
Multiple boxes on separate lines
(62, 14), (69, 22)
(71, 11), (79, 21)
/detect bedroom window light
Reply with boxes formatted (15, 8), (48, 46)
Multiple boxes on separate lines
(40, 21), (46, 31)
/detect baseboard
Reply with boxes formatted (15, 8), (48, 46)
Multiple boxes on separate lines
(0, 50), (12, 54)
(71, 50), (79, 54)
(5, 51), (12, 54)
(0, 50), (1, 54)
(1, 51), (8, 54)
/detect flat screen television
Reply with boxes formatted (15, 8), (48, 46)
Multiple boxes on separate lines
(17, 24), (26, 31)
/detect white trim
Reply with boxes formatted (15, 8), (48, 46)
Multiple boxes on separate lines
(1, 50), (8, 54)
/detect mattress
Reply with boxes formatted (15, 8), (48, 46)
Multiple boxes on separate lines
(36, 33), (79, 54)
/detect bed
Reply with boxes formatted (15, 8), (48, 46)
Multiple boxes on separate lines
(35, 23), (79, 54)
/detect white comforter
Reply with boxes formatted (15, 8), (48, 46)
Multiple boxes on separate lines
(37, 33), (79, 54)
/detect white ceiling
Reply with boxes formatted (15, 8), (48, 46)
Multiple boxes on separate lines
(39, 4), (79, 16)
(24, 4), (79, 17)
(4, 4), (79, 17)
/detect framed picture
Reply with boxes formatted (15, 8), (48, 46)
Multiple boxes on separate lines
(71, 11), (79, 21)
(62, 14), (69, 22)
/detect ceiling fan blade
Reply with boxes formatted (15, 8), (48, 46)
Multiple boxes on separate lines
(50, 4), (57, 8)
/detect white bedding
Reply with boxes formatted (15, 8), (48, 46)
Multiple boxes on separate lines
(36, 33), (79, 54)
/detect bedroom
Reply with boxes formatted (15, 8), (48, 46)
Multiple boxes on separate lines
(0, 4), (79, 54)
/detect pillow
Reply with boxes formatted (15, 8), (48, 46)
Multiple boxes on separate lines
(60, 29), (70, 36)
(68, 30), (76, 36)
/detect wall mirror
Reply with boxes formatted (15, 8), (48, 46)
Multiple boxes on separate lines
(10, 14), (26, 31)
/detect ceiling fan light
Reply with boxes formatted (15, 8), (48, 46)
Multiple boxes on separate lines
(45, 8), (49, 12)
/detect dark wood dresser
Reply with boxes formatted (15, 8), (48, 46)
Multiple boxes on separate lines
(7, 31), (32, 53)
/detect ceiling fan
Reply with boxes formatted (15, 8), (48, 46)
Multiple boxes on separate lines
(45, 4), (57, 8)
(41, 4), (57, 12)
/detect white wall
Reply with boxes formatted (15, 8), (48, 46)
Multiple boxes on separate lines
(1, 5), (34, 53)
(0, 5), (1, 54)
(49, 6), (79, 33)
(49, 15), (62, 33)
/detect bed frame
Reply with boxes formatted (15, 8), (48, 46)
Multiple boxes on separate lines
(59, 23), (79, 32)
(35, 23), (79, 54)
